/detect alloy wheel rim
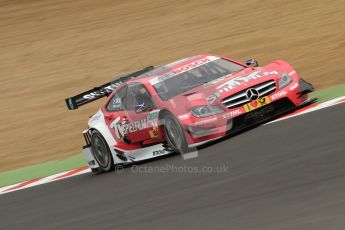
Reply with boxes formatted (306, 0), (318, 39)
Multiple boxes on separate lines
(93, 135), (109, 167)
(166, 119), (182, 149)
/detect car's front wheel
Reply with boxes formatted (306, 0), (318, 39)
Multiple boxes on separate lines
(91, 130), (115, 172)
(162, 113), (189, 154)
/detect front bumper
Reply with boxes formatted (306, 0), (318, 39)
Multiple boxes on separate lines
(182, 78), (315, 146)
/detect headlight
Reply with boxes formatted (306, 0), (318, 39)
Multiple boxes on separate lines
(278, 72), (293, 89)
(191, 105), (224, 118)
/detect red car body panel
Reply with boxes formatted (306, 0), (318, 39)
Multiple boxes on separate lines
(100, 54), (313, 151)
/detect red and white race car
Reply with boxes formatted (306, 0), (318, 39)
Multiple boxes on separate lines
(66, 54), (315, 172)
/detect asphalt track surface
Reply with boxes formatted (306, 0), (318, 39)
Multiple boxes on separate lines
(1, 104), (345, 230)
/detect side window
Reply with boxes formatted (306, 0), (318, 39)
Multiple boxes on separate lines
(106, 86), (127, 112)
(126, 84), (155, 112)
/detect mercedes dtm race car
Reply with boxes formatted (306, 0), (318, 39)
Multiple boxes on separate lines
(66, 54), (315, 173)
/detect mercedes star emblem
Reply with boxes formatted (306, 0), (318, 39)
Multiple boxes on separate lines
(246, 88), (260, 101)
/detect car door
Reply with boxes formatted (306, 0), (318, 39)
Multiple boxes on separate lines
(122, 83), (160, 144)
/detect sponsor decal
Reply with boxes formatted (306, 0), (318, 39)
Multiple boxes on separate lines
(222, 109), (242, 119)
(83, 82), (124, 100)
(193, 117), (217, 125)
(110, 97), (122, 109)
(150, 56), (219, 85)
(244, 96), (271, 112)
(149, 127), (160, 138)
(110, 116), (147, 139)
(172, 57), (213, 74)
(153, 149), (166, 156)
(207, 71), (279, 104)
(148, 110), (160, 121)
(289, 83), (298, 91)
(271, 90), (287, 100)
(288, 70), (296, 76)
(217, 71), (279, 90)
(110, 110), (160, 139)
(178, 114), (190, 120)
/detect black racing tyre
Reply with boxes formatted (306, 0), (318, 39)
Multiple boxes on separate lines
(91, 130), (115, 172)
(162, 113), (189, 154)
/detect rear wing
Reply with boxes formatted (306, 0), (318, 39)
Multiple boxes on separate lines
(65, 66), (154, 110)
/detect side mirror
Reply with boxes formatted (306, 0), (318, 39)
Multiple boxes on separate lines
(245, 58), (259, 67)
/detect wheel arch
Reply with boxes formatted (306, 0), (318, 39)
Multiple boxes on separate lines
(158, 108), (173, 122)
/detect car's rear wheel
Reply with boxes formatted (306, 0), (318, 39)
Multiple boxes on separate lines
(162, 113), (189, 154)
(91, 130), (115, 172)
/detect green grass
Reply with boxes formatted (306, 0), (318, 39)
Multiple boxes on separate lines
(311, 83), (345, 102)
(0, 155), (85, 187)
(1, 83), (345, 187)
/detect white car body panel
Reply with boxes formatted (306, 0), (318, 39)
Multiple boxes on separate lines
(84, 109), (174, 169)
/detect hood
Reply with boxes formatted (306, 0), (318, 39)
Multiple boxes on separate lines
(171, 67), (281, 107)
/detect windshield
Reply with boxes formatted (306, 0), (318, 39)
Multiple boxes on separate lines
(152, 58), (245, 100)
